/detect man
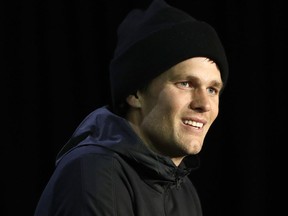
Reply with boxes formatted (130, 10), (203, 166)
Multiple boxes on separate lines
(34, 0), (228, 215)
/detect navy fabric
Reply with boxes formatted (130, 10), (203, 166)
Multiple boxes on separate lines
(34, 106), (202, 216)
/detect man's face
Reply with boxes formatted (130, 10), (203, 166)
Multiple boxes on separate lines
(132, 57), (223, 164)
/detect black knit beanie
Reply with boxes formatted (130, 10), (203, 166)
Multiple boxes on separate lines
(109, 0), (228, 112)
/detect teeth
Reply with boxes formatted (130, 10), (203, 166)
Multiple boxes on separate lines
(184, 120), (203, 128)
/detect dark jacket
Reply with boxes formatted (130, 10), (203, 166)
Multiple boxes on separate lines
(34, 106), (202, 216)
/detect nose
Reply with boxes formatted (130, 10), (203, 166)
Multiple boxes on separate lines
(189, 89), (211, 112)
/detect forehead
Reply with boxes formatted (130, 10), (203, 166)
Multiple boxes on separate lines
(163, 57), (222, 81)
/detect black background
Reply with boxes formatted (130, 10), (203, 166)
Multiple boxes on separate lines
(2, 0), (286, 215)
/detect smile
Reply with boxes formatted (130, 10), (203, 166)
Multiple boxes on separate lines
(183, 120), (204, 129)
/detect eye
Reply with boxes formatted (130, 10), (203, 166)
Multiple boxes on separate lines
(176, 81), (191, 88)
(207, 87), (218, 95)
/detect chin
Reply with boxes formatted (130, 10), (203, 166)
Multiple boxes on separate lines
(189, 143), (203, 154)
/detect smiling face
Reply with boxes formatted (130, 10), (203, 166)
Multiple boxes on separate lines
(126, 57), (223, 165)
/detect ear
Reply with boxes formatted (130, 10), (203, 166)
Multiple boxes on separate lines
(126, 93), (141, 108)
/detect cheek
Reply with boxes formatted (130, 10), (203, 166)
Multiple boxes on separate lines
(143, 95), (176, 128)
(159, 88), (188, 109)
(142, 87), (187, 121)
(211, 102), (219, 121)
(155, 96), (181, 118)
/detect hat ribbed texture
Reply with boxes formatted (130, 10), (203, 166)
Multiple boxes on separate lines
(109, 0), (228, 109)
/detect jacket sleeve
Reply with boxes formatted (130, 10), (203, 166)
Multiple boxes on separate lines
(34, 149), (134, 216)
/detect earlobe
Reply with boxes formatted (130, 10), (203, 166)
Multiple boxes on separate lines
(126, 94), (141, 108)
